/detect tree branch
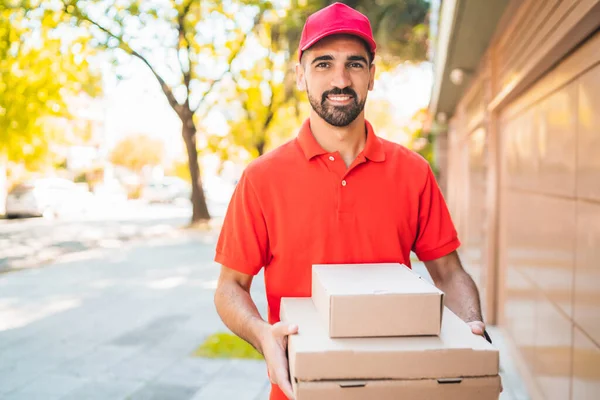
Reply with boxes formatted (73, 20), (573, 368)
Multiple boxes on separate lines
(195, 100), (219, 123)
(192, 8), (266, 113)
(177, 0), (195, 104)
(229, 73), (256, 136)
(263, 50), (277, 132)
(63, 1), (184, 118)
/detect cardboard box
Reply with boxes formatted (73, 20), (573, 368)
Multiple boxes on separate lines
(280, 298), (500, 399)
(294, 376), (502, 400)
(312, 263), (444, 337)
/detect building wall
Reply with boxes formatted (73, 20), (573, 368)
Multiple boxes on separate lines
(446, 72), (493, 321)
(445, 1), (600, 398)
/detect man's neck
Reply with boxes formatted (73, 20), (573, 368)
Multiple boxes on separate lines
(309, 112), (367, 168)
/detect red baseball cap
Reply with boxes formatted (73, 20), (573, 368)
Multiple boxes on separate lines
(298, 2), (376, 61)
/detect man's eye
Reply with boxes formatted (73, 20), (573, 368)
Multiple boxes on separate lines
(316, 62), (329, 68)
(349, 63), (364, 68)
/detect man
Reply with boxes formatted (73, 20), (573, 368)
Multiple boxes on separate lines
(214, 3), (489, 400)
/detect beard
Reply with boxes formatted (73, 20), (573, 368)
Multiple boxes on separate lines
(307, 86), (367, 127)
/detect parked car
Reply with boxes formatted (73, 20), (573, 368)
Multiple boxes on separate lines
(143, 177), (191, 205)
(93, 181), (128, 203)
(5, 177), (93, 219)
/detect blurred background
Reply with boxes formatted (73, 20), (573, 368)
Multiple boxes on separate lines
(1, 0), (599, 399)
(0, 0), (435, 225)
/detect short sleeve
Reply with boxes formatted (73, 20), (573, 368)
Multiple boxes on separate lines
(214, 171), (269, 275)
(412, 166), (461, 261)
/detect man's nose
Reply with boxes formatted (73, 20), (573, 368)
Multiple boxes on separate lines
(330, 65), (351, 89)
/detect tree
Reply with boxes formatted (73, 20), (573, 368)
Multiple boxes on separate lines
(209, 11), (302, 160)
(109, 134), (164, 173)
(271, 0), (430, 68)
(0, 0), (101, 170)
(61, 0), (271, 223)
(355, 0), (430, 64)
(229, 59), (285, 157)
(406, 107), (438, 175)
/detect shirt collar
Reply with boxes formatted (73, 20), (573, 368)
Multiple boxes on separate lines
(296, 118), (386, 162)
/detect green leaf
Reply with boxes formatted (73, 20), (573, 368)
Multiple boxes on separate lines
(192, 332), (263, 360)
(0, 2), (102, 169)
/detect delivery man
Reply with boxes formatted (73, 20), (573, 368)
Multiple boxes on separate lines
(214, 3), (491, 399)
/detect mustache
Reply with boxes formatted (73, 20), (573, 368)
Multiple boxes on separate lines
(321, 87), (357, 104)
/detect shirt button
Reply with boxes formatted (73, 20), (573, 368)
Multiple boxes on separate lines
(328, 156), (335, 161)
(341, 180), (347, 186)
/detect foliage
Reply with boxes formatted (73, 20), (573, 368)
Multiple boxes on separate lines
(166, 159), (192, 183)
(192, 332), (263, 360)
(60, 0), (273, 221)
(74, 165), (104, 190)
(62, 0), (271, 117)
(270, 0), (430, 66)
(359, 0), (430, 64)
(206, 7), (305, 161)
(109, 134), (164, 173)
(0, 0), (102, 170)
(406, 108), (438, 175)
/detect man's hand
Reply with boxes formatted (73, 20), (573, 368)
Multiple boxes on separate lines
(467, 320), (485, 336)
(467, 321), (503, 392)
(259, 322), (299, 400)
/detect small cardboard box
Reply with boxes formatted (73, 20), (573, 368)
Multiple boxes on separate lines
(280, 298), (500, 400)
(312, 263), (444, 337)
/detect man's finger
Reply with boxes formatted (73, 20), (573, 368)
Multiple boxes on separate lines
(273, 322), (298, 337)
(467, 321), (485, 336)
(275, 369), (295, 399)
(279, 380), (295, 400)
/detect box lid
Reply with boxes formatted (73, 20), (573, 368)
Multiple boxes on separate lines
(281, 297), (499, 381)
(312, 263), (444, 337)
(312, 263), (443, 296)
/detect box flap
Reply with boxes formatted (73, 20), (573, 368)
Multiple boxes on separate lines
(295, 376), (501, 400)
(281, 298), (499, 381)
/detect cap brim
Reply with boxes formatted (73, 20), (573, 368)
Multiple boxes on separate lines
(299, 28), (376, 59)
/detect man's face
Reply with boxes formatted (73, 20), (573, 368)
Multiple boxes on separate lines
(296, 35), (375, 127)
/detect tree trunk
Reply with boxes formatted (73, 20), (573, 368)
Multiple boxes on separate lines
(256, 139), (266, 157)
(181, 114), (210, 223)
(0, 153), (7, 216)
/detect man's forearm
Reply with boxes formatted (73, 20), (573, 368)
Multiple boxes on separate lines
(438, 269), (483, 323)
(214, 281), (270, 354)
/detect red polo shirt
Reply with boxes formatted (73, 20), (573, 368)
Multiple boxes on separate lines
(215, 119), (460, 400)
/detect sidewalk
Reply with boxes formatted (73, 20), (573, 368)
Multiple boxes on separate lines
(0, 232), (270, 399)
(0, 230), (527, 399)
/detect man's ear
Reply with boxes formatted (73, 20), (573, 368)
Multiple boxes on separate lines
(368, 64), (376, 91)
(296, 63), (306, 91)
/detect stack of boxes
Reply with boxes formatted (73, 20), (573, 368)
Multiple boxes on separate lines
(280, 263), (502, 399)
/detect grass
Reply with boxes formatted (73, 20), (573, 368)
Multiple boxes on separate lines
(192, 332), (263, 360)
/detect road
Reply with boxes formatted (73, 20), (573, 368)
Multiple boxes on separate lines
(0, 200), (228, 274)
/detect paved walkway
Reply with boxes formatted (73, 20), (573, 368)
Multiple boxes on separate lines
(0, 232), (270, 399)
(0, 230), (528, 399)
